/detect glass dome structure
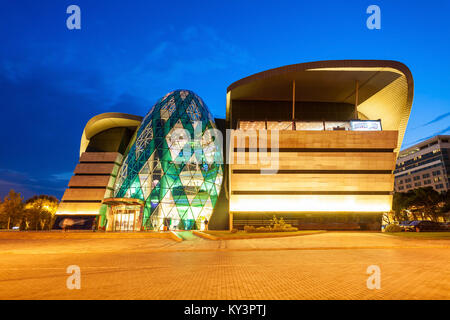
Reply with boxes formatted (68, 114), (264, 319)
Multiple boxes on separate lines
(113, 90), (223, 231)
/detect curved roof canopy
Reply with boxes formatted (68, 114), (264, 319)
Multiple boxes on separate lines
(227, 60), (414, 150)
(80, 112), (143, 156)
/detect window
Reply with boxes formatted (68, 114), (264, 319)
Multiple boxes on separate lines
(295, 121), (324, 131)
(434, 177), (442, 182)
(239, 121), (266, 130)
(398, 186), (404, 190)
(413, 176), (420, 181)
(406, 184), (412, 188)
(267, 121), (293, 130)
(423, 173), (430, 179)
(415, 182), (421, 187)
(399, 180), (404, 185)
(432, 170), (441, 176)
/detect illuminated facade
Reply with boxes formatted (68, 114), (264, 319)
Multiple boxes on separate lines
(226, 60), (414, 230)
(55, 60), (414, 231)
(111, 90), (223, 231)
(54, 113), (142, 230)
(55, 90), (223, 231)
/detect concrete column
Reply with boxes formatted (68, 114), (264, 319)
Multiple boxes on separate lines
(229, 212), (233, 231)
(292, 80), (296, 130)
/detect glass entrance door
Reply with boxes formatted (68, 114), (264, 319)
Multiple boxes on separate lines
(112, 205), (142, 232)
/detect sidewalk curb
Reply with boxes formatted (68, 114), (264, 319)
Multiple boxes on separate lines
(0, 231), (185, 241)
(192, 230), (219, 240)
(170, 231), (184, 242)
(192, 230), (326, 240)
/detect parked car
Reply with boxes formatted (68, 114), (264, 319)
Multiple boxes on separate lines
(407, 220), (443, 232)
(398, 221), (412, 232)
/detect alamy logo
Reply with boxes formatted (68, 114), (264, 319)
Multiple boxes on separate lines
(169, 121), (280, 174)
(66, 265), (81, 290)
(366, 265), (381, 290)
(66, 5), (81, 30)
(366, 5), (381, 30)
(227, 129), (279, 175)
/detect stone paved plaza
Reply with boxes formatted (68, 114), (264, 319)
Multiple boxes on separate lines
(0, 232), (449, 300)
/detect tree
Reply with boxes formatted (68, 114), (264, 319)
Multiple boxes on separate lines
(392, 192), (413, 221)
(438, 190), (450, 222)
(409, 187), (441, 222)
(0, 190), (24, 229)
(0, 201), (4, 228)
(24, 195), (59, 231)
(392, 187), (445, 222)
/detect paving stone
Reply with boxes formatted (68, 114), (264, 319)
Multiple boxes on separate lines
(0, 232), (449, 299)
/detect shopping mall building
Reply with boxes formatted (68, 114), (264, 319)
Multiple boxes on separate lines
(54, 60), (414, 231)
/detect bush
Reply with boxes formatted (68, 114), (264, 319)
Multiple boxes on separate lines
(242, 215), (300, 233)
(385, 224), (403, 233)
(244, 225), (298, 233)
(243, 226), (255, 233)
(230, 228), (239, 233)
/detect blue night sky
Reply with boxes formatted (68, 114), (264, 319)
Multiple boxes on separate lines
(0, 0), (449, 200)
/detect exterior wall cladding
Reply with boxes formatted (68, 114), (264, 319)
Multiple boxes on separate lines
(394, 135), (450, 193)
(55, 60), (414, 231)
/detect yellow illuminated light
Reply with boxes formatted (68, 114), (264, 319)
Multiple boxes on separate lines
(230, 195), (392, 213)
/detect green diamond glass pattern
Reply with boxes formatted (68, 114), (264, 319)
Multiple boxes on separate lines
(114, 90), (223, 231)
